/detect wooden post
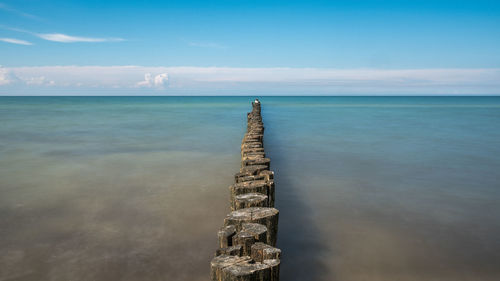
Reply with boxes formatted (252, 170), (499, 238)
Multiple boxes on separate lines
(224, 207), (279, 246)
(233, 193), (268, 210)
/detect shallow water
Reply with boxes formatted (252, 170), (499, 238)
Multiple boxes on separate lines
(1, 96), (500, 281)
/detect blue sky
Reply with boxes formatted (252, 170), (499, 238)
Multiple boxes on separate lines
(1, 0), (500, 95)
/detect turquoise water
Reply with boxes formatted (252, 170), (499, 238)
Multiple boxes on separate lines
(1, 96), (500, 281)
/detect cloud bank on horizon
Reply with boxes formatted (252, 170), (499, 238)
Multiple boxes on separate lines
(1, 0), (499, 95)
(1, 66), (499, 95)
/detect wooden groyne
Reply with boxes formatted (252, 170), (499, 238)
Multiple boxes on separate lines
(210, 100), (281, 281)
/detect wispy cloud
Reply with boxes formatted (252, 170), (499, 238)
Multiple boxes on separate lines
(0, 2), (41, 20)
(0, 25), (124, 43)
(0, 37), (32, 45)
(35, 33), (124, 43)
(1, 66), (499, 95)
(188, 42), (227, 49)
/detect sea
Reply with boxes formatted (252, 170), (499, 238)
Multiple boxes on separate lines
(1, 96), (499, 281)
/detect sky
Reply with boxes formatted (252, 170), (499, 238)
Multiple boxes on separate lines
(1, 0), (500, 95)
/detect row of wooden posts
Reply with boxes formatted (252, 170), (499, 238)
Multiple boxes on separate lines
(210, 100), (281, 281)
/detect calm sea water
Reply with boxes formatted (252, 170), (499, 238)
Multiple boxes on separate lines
(1, 96), (499, 281)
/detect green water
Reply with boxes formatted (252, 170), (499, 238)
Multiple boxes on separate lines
(1, 96), (499, 281)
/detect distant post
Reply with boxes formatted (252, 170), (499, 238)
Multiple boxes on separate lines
(210, 99), (281, 281)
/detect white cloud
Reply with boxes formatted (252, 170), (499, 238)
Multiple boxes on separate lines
(0, 37), (32, 45)
(136, 73), (153, 87)
(0, 66), (21, 85)
(0, 25), (124, 43)
(136, 73), (169, 89)
(1, 66), (500, 95)
(0, 68), (10, 86)
(36, 33), (124, 43)
(154, 73), (169, 87)
(24, 76), (56, 86)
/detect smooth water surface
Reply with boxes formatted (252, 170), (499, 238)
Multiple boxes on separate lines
(1, 96), (500, 281)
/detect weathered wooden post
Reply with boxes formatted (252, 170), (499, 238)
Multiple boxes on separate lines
(210, 99), (281, 281)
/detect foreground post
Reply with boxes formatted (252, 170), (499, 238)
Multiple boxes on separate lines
(211, 99), (281, 281)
